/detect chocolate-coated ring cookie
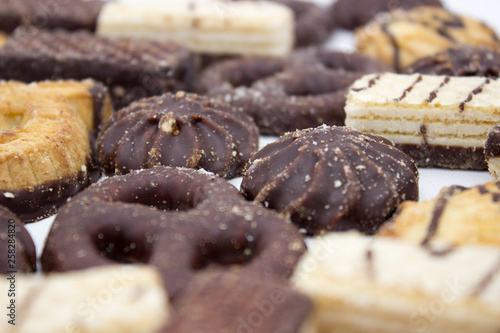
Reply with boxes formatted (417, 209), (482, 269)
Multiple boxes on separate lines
(41, 166), (306, 302)
(406, 46), (500, 77)
(0, 206), (36, 274)
(198, 48), (390, 135)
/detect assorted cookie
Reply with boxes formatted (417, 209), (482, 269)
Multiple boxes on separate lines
(97, 91), (259, 179)
(293, 232), (500, 333)
(379, 182), (500, 248)
(198, 48), (390, 135)
(0, 27), (195, 109)
(0, 79), (111, 222)
(331, 0), (443, 30)
(241, 125), (419, 235)
(356, 6), (500, 72)
(345, 72), (500, 170)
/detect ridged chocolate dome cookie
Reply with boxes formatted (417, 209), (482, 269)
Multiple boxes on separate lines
(241, 125), (419, 235)
(98, 91), (259, 179)
(356, 6), (500, 72)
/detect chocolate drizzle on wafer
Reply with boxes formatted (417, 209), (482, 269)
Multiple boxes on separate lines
(420, 185), (467, 248)
(365, 246), (376, 281)
(459, 78), (491, 112)
(427, 76), (450, 102)
(471, 254), (500, 297)
(395, 75), (422, 102)
(351, 74), (381, 92)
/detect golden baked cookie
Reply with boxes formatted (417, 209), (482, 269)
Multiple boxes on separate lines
(0, 32), (6, 47)
(356, 6), (500, 71)
(378, 182), (500, 247)
(0, 80), (112, 222)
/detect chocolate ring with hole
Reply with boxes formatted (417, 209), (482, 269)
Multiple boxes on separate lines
(0, 206), (36, 274)
(40, 166), (306, 303)
(197, 49), (390, 135)
(97, 91), (259, 179)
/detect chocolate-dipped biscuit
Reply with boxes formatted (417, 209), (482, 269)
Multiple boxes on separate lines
(241, 125), (419, 235)
(0, 0), (106, 33)
(41, 167), (306, 302)
(97, 91), (259, 179)
(406, 46), (500, 77)
(0, 206), (36, 273)
(0, 27), (196, 109)
(331, 0), (443, 30)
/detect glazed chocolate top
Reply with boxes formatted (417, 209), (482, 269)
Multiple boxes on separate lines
(197, 48), (390, 135)
(0, 0), (106, 33)
(332, 0), (443, 30)
(241, 125), (419, 235)
(41, 167), (306, 303)
(0, 206), (36, 273)
(407, 46), (500, 77)
(98, 92), (259, 178)
(486, 123), (500, 158)
(0, 28), (195, 109)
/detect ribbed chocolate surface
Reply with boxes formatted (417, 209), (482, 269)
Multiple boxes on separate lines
(0, 0), (105, 33)
(0, 28), (195, 109)
(98, 92), (259, 179)
(241, 125), (419, 235)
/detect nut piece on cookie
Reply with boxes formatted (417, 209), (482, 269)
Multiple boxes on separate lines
(345, 72), (500, 170)
(355, 6), (500, 72)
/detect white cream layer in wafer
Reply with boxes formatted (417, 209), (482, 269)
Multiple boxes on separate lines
(293, 232), (500, 333)
(96, 0), (294, 57)
(345, 73), (500, 148)
(0, 265), (168, 333)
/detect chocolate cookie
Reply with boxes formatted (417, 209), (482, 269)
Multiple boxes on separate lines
(241, 125), (419, 235)
(0, 27), (196, 109)
(331, 0), (443, 30)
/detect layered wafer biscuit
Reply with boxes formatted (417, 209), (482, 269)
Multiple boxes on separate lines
(293, 232), (500, 333)
(345, 72), (500, 169)
(0, 265), (169, 333)
(379, 182), (500, 247)
(96, 0), (294, 57)
(0, 27), (195, 109)
(486, 123), (500, 180)
(0, 0), (106, 33)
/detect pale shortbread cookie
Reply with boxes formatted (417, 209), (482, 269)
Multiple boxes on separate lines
(0, 265), (169, 333)
(355, 6), (500, 71)
(345, 72), (500, 169)
(97, 0), (294, 57)
(379, 182), (500, 247)
(293, 232), (500, 333)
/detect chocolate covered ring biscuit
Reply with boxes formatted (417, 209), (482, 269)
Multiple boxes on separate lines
(41, 166), (306, 302)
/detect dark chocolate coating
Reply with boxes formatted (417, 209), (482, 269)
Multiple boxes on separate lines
(331, 0), (443, 30)
(0, 0), (105, 33)
(162, 271), (312, 332)
(97, 92), (259, 179)
(0, 27), (196, 109)
(406, 46), (500, 77)
(241, 125), (419, 235)
(0, 206), (36, 274)
(41, 167), (306, 303)
(486, 123), (500, 159)
(197, 48), (390, 135)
